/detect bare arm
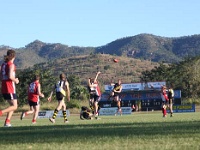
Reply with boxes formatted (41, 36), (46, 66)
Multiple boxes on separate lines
(110, 83), (115, 86)
(37, 84), (44, 98)
(65, 81), (70, 101)
(88, 78), (92, 87)
(47, 86), (55, 102)
(88, 78), (98, 88)
(113, 85), (122, 93)
(94, 71), (101, 83)
(119, 85), (123, 92)
(9, 64), (19, 84)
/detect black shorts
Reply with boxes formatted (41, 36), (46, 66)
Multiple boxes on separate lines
(28, 101), (39, 107)
(57, 97), (65, 101)
(90, 94), (95, 99)
(2, 93), (17, 100)
(162, 100), (167, 104)
(113, 95), (121, 102)
(169, 98), (174, 104)
(90, 94), (100, 102)
(94, 95), (100, 102)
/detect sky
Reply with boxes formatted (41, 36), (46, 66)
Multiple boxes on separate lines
(1, 0), (200, 48)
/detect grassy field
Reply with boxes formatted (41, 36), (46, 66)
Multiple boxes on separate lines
(0, 112), (200, 150)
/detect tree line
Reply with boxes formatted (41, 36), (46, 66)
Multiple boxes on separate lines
(140, 56), (200, 104)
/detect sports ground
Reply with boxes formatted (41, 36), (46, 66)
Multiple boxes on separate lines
(0, 110), (200, 150)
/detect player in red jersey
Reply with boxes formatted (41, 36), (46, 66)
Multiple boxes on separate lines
(150, 84), (169, 117)
(161, 85), (169, 117)
(20, 75), (44, 124)
(0, 50), (19, 127)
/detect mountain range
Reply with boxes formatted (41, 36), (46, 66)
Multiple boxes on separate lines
(1, 33), (200, 69)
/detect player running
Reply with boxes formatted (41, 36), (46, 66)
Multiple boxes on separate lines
(48, 73), (70, 123)
(0, 50), (19, 127)
(20, 75), (44, 124)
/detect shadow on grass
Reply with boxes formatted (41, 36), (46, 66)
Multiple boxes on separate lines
(0, 120), (200, 144)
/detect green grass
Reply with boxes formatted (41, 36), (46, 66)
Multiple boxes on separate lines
(0, 112), (200, 150)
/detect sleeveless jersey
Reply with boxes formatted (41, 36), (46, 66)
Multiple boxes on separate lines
(55, 80), (67, 100)
(28, 81), (40, 102)
(90, 81), (101, 97)
(1, 61), (16, 94)
(161, 91), (169, 102)
(113, 83), (122, 91)
(168, 89), (174, 99)
(113, 83), (122, 96)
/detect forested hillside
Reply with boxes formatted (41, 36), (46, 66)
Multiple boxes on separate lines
(95, 34), (200, 63)
(1, 34), (200, 69)
(34, 54), (158, 84)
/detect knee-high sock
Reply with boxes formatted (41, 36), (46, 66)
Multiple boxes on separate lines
(162, 108), (167, 116)
(63, 110), (67, 121)
(52, 109), (58, 119)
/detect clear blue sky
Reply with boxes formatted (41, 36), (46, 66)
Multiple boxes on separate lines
(1, 0), (200, 48)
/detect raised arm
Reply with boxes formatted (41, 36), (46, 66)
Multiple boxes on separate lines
(94, 71), (101, 83)
(88, 78), (92, 87)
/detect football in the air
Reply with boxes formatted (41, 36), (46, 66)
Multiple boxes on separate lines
(113, 58), (119, 63)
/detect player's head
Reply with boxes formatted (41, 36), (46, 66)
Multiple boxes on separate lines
(90, 78), (94, 83)
(118, 79), (122, 84)
(60, 73), (66, 80)
(169, 83), (174, 89)
(162, 85), (167, 91)
(34, 74), (40, 81)
(4, 49), (16, 62)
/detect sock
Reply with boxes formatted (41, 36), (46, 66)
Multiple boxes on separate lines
(163, 109), (167, 116)
(0, 110), (2, 116)
(52, 109), (58, 119)
(5, 119), (10, 124)
(32, 119), (36, 122)
(63, 110), (67, 121)
(162, 108), (164, 115)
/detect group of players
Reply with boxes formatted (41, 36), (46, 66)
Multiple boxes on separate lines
(80, 71), (123, 120)
(160, 84), (174, 117)
(0, 49), (122, 126)
(0, 49), (71, 126)
(0, 49), (174, 127)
